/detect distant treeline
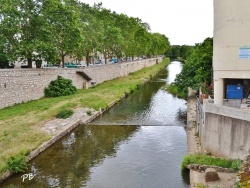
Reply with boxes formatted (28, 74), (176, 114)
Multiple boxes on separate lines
(165, 45), (194, 60)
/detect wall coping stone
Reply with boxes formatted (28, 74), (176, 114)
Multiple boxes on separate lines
(204, 103), (250, 122)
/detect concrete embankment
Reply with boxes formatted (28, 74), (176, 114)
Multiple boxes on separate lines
(186, 97), (237, 188)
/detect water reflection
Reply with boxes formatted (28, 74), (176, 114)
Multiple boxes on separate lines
(85, 126), (188, 188)
(167, 61), (183, 84)
(2, 126), (138, 187)
(90, 62), (186, 126)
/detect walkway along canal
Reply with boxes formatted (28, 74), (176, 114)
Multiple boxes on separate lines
(2, 61), (190, 187)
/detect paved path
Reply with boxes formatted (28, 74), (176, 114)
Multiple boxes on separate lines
(187, 97), (202, 155)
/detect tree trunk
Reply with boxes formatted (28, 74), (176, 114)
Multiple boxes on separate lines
(86, 51), (90, 66)
(103, 49), (108, 64)
(27, 57), (32, 68)
(61, 54), (65, 68)
(104, 53), (107, 64)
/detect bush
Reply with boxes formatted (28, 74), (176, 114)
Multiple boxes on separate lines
(56, 109), (74, 119)
(5, 155), (28, 173)
(166, 83), (187, 99)
(86, 110), (92, 116)
(44, 76), (77, 97)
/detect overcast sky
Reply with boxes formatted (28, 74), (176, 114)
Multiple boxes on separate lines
(80, 0), (213, 45)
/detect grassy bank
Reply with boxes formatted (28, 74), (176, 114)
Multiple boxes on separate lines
(181, 154), (242, 171)
(0, 58), (170, 177)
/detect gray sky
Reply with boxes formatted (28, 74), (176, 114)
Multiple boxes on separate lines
(81, 0), (213, 45)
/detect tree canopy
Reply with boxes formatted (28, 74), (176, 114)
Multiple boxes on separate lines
(169, 37), (213, 98)
(0, 0), (170, 67)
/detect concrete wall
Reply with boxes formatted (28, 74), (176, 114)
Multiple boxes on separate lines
(213, 0), (250, 105)
(0, 58), (162, 109)
(199, 102), (250, 160)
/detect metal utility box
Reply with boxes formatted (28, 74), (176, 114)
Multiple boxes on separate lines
(226, 85), (243, 99)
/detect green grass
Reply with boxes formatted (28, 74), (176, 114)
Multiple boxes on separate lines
(181, 154), (242, 170)
(0, 58), (170, 176)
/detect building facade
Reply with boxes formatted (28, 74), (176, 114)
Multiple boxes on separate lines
(213, 0), (250, 105)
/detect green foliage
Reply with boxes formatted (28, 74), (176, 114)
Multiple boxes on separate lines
(4, 155), (28, 173)
(44, 76), (77, 97)
(0, 39), (10, 69)
(166, 83), (187, 99)
(181, 154), (242, 170)
(165, 45), (193, 59)
(173, 38), (213, 96)
(0, 0), (169, 66)
(56, 109), (74, 119)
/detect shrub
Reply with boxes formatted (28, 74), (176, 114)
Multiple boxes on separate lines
(56, 109), (74, 119)
(44, 76), (77, 97)
(5, 155), (28, 173)
(87, 110), (92, 116)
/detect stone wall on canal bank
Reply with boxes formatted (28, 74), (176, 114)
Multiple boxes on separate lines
(0, 57), (162, 109)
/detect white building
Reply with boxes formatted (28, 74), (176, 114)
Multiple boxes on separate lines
(213, 0), (250, 105)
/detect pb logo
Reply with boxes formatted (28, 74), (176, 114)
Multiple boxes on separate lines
(21, 173), (35, 182)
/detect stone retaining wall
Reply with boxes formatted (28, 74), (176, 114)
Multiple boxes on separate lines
(197, 101), (250, 160)
(0, 58), (162, 109)
(187, 164), (237, 173)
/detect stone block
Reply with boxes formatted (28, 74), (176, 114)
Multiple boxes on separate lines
(205, 168), (220, 182)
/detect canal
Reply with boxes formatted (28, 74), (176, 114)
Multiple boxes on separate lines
(2, 61), (190, 187)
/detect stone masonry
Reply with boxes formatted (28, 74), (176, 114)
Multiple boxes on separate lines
(0, 58), (162, 109)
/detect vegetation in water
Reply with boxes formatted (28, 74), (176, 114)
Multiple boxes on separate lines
(166, 83), (187, 99)
(181, 154), (242, 170)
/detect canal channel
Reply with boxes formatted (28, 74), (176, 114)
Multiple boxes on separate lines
(2, 61), (190, 187)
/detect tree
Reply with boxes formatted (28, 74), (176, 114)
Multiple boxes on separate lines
(0, 38), (9, 68)
(173, 37), (213, 96)
(149, 33), (170, 56)
(76, 3), (104, 66)
(42, 0), (84, 67)
(0, 0), (45, 67)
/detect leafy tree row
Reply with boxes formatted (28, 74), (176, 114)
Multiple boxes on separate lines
(0, 0), (170, 68)
(165, 45), (194, 60)
(168, 37), (213, 98)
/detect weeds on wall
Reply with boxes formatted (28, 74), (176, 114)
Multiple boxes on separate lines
(181, 154), (242, 170)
